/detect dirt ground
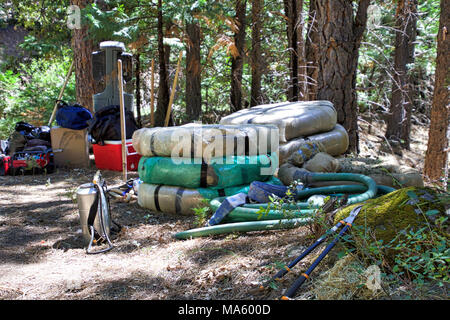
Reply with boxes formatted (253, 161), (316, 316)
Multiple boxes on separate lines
(0, 167), (321, 300)
(0, 120), (442, 300)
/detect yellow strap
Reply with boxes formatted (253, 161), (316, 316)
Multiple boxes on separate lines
(302, 273), (310, 280)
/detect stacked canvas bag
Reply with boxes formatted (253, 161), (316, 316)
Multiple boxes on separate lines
(219, 100), (349, 165)
(220, 100), (423, 189)
(132, 123), (280, 215)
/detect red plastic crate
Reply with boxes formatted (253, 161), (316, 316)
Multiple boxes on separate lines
(93, 139), (141, 171)
(1, 155), (11, 175)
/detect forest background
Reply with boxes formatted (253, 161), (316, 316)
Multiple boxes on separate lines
(0, 0), (448, 185)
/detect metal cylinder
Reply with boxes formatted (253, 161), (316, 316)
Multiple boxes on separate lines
(76, 183), (111, 246)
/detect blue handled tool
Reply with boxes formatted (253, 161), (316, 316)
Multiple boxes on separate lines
(266, 204), (364, 299)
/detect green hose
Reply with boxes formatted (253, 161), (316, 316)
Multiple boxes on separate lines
(208, 185), (394, 223)
(210, 173), (380, 223)
(173, 173), (393, 239)
(173, 217), (313, 240)
(301, 172), (378, 205)
(222, 184), (395, 210)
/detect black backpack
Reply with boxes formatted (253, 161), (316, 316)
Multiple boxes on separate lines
(87, 105), (139, 145)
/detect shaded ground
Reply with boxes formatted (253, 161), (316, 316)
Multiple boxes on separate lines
(0, 120), (445, 300)
(0, 168), (323, 300)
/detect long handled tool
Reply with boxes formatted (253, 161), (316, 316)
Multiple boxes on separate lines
(265, 205), (363, 299)
(164, 51), (183, 127)
(48, 60), (74, 126)
(117, 59), (127, 182)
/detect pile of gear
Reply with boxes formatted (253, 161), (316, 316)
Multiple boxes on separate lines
(277, 143), (424, 189)
(219, 100), (349, 164)
(131, 123), (280, 215)
(170, 100), (425, 239)
(0, 121), (54, 175)
(0, 100), (94, 175)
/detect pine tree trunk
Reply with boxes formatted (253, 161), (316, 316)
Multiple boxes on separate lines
(230, 0), (247, 112)
(424, 0), (449, 186)
(283, 0), (299, 101)
(315, 0), (370, 154)
(154, 0), (172, 126)
(250, 0), (263, 107)
(71, 0), (95, 112)
(296, 0), (307, 101)
(185, 22), (202, 122)
(385, 0), (418, 149)
(305, 0), (319, 101)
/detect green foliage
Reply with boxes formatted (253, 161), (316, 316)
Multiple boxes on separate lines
(255, 181), (310, 221)
(338, 189), (450, 293)
(0, 53), (75, 139)
(1, 1), (72, 57)
(83, 2), (140, 43)
(0, 0), (442, 142)
(357, 0), (440, 117)
(261, 184), (449, 297)
(192, 199), (212, 227)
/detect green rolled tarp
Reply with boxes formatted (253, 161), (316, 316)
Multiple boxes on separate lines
(138, 153), (278, 189)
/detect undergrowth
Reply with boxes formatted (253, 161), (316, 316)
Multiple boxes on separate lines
(262, 184), (450, 299)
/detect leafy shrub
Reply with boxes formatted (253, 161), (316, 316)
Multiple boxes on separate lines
(0, 53), (75, 139)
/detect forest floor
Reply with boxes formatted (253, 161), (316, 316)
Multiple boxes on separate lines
(0, 117), (445, 301)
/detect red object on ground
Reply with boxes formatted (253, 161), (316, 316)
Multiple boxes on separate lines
(1, 155), (11, 175)
(93, 139), (141, 171)
(2, 149), (54, 175)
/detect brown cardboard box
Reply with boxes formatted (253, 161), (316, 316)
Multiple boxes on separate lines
(50, 127), (90, 168)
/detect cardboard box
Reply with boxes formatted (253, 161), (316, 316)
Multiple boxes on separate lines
(50, 127), (90, 168)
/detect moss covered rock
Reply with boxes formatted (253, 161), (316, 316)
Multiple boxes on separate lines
(334, 187), (448, 250)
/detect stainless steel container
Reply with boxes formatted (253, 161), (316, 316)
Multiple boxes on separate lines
(76, 183), (111, 246)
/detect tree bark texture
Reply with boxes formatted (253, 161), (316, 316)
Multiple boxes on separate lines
(230, 0), (247, 112)
(385, 0), (418, 149)
(154, 0), (172, 127)
(424, 0), (449, 186)
(315, 0), (370, 153)
(296, 0), (307, 101)
(185, 22), (202, 122)
(283, 0), (299, 101)
(250, 0), (263, 107)
(305, 0), (319, 101)
(71, 0), (95, 112)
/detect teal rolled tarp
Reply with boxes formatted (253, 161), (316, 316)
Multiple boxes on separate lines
(138, 153), (278, 189)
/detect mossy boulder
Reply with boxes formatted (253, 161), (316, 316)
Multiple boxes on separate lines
(333, 187), (448, 259)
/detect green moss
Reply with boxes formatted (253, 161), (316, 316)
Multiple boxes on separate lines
(334, 187), (448, 246)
